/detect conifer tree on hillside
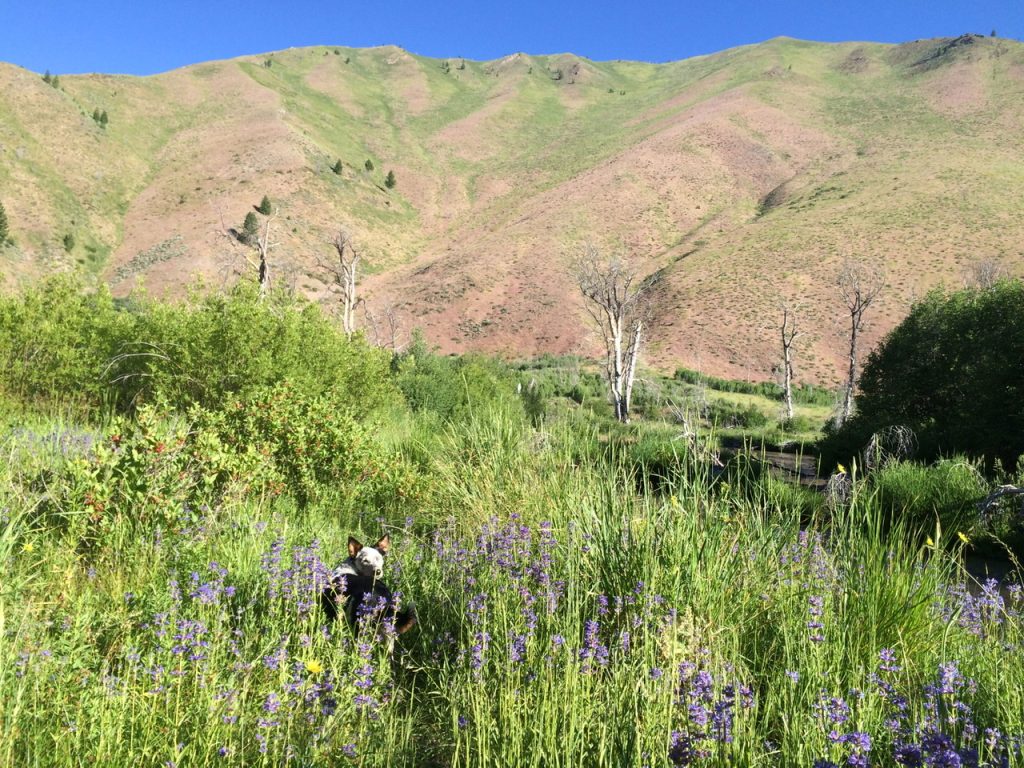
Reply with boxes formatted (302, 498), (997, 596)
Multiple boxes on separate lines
(384, 170), (396, 189)
(242, 211), (260, 245)
(332, 159), (343, 175)
(0, 201), (9, 244)
(100, 111), (109, 127)
(364, 159), (374, 172)
(257, 195), (273, 215)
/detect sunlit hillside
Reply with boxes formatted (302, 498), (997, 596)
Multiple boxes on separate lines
(1, 34), (1023, 382)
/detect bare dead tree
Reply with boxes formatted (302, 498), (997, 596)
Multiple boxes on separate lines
(317, 229), (362, 338)
(966, 258), (1009, 290)
(836, 260), (884, 426)
(779, 302), (802, 420)
(572, 245), (653, 423)
(363, 298), (407, 353)
(252, 214), (275, 299)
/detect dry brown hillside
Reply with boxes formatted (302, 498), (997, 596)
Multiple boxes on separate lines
(1, 35), (1023, 384)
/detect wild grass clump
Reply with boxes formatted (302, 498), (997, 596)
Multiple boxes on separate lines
(869, 458), (988, 535)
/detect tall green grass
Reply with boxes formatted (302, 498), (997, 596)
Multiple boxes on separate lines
(2, 405), (1022, 766)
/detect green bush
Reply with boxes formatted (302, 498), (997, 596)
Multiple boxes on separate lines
(0, 275), (127, 408)
(826, 281), (1024, 474)
(40, 401), (275, 546)
(384, 170), (396, 189)
(396, 335), (521, 423)
(0, 200), (8, 243)
(706, 400), (770, 429)
(0, 277), (399, 418)
(257, 195), (273, 215)
(215, 383), (423, 511)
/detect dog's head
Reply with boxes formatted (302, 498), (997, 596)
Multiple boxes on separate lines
(348, 534), (390, 580)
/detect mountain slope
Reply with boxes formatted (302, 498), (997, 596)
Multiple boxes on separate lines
(1, 35), (1022, 384)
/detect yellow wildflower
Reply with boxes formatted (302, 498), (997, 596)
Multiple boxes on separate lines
(957, 531), (970, 544)
(304, 659), (324, 675)
(925, 536), (935, 547)
(21, 542), (34, 553)
(836, 463), (847, 475)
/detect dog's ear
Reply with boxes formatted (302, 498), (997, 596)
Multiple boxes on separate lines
(348, 536), (363, 557)
(374, 534), (390, 555)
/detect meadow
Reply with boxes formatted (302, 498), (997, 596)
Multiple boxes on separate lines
(1, 279), (1023, 767)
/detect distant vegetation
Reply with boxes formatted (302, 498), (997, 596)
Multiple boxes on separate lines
(673, 367), (835, 407)
(0, 201), (8, 243)
(1, 278), (1022, 766)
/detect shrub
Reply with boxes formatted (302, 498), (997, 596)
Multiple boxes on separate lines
(824, 281), (1024, 473)
(332, 159), (343, 175)
(257, 195), (273, 215)
(62, 233), (75, 252)
(0, 276), (126, 408)
(705, 400), (770, 429)
(364, 159), (374, 172)
(0, 277), (399, 418)
(396, 334), (521, 422)
(215, 383), (423, 510)
(384, 170), (396, 189)
(0, 200), (8, 243)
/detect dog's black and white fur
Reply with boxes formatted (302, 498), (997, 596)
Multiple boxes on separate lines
(320, 535), (416, 636)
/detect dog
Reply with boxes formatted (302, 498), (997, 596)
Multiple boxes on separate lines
(320, 535), (416, 636)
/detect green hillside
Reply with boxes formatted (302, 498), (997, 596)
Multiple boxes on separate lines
(1, 34), (1023, 383)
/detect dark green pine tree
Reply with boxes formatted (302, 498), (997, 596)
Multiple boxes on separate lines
(93, 108), (101, 123)
(332, 159), (343, 175)
(0, 200), (9, 243)
(257, 195), (273, 215)
(364, 159), (374, 172)
(242, 211), (260, 244)
(384, 170), (396, 189)
(100, 110), (109, 127)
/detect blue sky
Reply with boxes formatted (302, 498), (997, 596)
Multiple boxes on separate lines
(2, 0), (1022, 75)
